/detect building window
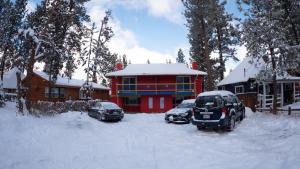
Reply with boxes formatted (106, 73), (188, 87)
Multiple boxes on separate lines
(235, 85), (244, 94)
(123, 77), (136, 91)
(176, 76), (191, 91)
(220, 86), (225, 90)
(45, 87), (65, 98)
(124, 97), (140, 105)
(160, 97), (165, 109)
(148, 97), (153, 109)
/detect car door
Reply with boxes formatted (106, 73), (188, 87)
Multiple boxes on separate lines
(233, 96), (242, 118)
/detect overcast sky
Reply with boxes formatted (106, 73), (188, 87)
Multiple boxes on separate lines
(29, 0), (247, 80)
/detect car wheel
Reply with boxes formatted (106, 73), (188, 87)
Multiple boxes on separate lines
(97, 113), (103, 121)
(197, 125), (204, 130)
(240, 110), (245, 121)
(227, 115), (236, 131)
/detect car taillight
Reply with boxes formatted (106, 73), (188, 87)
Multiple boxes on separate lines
(192, 107), (196, 116)
(221, 107), (227, 115)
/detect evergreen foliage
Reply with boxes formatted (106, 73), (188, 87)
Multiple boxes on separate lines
(176, 48), (186, 63)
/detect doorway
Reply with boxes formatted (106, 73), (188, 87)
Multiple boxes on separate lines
(283, 83), (294, 105)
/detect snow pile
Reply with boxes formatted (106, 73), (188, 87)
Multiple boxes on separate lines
(1, 104), (300, 169)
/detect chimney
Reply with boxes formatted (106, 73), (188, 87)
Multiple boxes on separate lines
(192, 60), (198, 70)
(116, 62), (123, 71)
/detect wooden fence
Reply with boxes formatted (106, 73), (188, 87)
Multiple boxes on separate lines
(256, 107), (300, 115)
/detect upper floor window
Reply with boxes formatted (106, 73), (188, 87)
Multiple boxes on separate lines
(176, 76), (191, 91)
(235, 85), (244, 94)
(123, 77), (136, 91)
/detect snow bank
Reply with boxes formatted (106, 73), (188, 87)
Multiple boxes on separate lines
(0, 103), (300, 169)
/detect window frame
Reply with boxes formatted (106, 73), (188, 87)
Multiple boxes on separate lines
(122, 77), (137, 91)
(176, 76), (191, 91)
(45, 87), (65, 99)
(235, 85), (244, 94)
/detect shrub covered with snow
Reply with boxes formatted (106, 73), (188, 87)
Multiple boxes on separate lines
(71, 100), (89, 112)
(54, 102), (68, 113)
(31, 101), (57, 117)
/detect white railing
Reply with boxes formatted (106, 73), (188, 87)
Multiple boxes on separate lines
(295, 91), (300, 102)
(258, 94), (281, 108)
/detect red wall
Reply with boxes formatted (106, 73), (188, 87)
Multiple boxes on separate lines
(140, 95), (173, 113)
(110, 75), (203, 113)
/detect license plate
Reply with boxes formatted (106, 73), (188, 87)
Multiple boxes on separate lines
(203, 115), (210, 119)
(200, 112), (213, 114)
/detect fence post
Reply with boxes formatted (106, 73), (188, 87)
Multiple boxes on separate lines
(288, 106), (291, 115)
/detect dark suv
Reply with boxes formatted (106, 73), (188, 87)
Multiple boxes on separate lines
(191, 90), (245, 131)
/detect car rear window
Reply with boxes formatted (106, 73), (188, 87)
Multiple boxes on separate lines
(196, 95), (223, 108)
(177, 103), (194, 108)
(101, 102), (120, 109)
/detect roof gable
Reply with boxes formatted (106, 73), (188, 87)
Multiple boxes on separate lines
(217, 57), (264, 86)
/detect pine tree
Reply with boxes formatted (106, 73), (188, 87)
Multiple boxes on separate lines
(210, 0), (241, 81)
(182, 0), (215, 91)
(0, 0), (27, 110)
(176, 48), (186, 63)
(80, 10), (117, 84)
(242, 1), (288, 114)
(0, 0), (27, 102)
(122, 54), (128, 68)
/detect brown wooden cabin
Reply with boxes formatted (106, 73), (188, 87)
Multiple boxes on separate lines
(22, 71), (110, 102)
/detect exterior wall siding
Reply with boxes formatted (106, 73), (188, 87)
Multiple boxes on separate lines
(110, 74), (203, 113)
(22, 73), (109, 102)
(218, 80), (257, 111)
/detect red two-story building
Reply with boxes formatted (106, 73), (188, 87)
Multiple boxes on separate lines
(106, 62), (207, 113)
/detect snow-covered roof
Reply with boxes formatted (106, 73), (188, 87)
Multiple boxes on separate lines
(198, 90), (234, 97)
(33, 71), (110, 90)
(106, 63), (207, 77)
(217, 57), (263, 86)
(3, 68), (25, 89)
(217, 57), (300, 86)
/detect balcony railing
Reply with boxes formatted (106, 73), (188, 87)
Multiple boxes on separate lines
(116, 83), (195, 96)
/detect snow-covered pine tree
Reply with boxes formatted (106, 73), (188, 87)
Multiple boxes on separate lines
(176, 48), (186, 63)
(242, 1), (287, 114)
(81, 22), (97, 85)
(93, 10), (117, 83)
(0, 0), (27, 103)
(25, 0), (89, 101)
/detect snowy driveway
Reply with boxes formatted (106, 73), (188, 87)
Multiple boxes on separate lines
(0, 104), (300, 169)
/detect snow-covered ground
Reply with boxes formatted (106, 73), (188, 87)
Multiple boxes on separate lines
(1, 102), (300, 169)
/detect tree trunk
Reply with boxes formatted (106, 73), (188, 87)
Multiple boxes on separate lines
(16, 70), (23, 114)
(270, 47), (277, 114)
(217, 26), (225, 80)
(0, 46), (8, 89)
(92, 71), (97, 83)
(25, 44), (36, 112)
(200, 17), (214, 91)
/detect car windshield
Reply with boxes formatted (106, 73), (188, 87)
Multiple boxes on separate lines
(94, 102), (102, 108)
(196, 95), (222, 108)
(177, 103), (194, 108)
(101, 102), (120, 109)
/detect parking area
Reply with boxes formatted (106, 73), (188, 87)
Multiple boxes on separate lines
(0, 103), (300, 169)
